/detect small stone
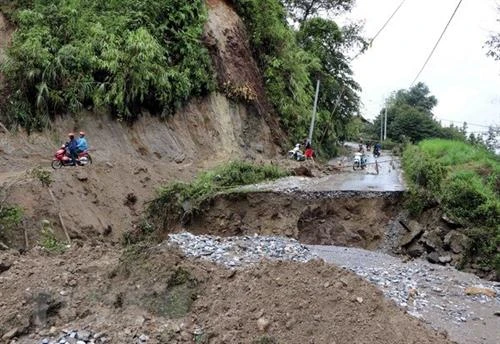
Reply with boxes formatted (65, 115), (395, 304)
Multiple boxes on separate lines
(257, 317), (270, 332)
(77, 330), (91, 341)
(356, 297), (363, 303)
(1, 328), (18, 340)
(105, 162), (113, 168)
(494, 311), (500, 317)
(59, 290), (68, 296)
(323, 282), (330, 288)
(139, 334), (149, 342)
(438, 256), (452, 264)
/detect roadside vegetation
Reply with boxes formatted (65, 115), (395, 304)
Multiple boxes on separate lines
(144, 161), (288, 238)
(1, 0), (214, 130)
(2, 0), (363, 156)
(403, 139), (500, 275)
(0, 203), (23, 247)
(230, 0), (364, 155)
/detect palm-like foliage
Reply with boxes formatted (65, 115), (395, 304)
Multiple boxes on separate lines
(2, 0), (215, 129)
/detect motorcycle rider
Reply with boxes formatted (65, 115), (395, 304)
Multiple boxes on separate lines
(77, 131), (88, 153)
(65, 133), (79, 166)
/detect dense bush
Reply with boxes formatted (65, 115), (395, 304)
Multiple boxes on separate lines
(403, 139), (500, 275)
(148, 161), (288, 231)
(229, 0), (315, 143)
(2, 0), (215, 129)
(0, 204), (23, 243)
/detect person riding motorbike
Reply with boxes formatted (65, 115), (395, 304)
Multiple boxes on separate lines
(65, 133), (79, 166)
(77, 131), (88, 153)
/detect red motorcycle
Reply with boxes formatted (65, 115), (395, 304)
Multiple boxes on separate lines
(51, 145), (93, 169)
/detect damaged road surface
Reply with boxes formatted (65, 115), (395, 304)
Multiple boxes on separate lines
(310, 245), (500, 344)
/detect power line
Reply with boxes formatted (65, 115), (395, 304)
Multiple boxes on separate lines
(327, 0), (409, 131)
(410, 0), (464, 86)
(352, 0), (408, 60)
(435, 117), (498, 129)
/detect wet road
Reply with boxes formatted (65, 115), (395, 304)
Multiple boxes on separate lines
(244, 150), (406, 193)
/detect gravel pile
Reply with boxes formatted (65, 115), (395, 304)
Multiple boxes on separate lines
(37, 330), (151, 344)
(168, 232), (316, 267)
(309, 245), (500, 325)
(37, 330), (108, 344)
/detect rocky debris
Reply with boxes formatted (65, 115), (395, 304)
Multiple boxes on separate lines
(292, 165), (313, 177)
(0, 260), (11, 274)
(168, 232), (316, 267)
(310, 245), (500, 331)
(36, 329), (110, 344)
(443, 230), (467, 254)
(399, 221), (424, 247)
(465, 286), (496, 298)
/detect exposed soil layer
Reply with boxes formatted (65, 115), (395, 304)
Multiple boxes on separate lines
(183, 191), (404, 249)
(0, 245), (453, 344)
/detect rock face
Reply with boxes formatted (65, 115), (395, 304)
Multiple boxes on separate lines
(444, 230), (467, 254)
(399, 218), (469, 268)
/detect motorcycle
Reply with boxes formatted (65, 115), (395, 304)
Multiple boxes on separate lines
(288, 144), (305, 161)
(353, 152), (367, 170)
(51, 145), (92, 169)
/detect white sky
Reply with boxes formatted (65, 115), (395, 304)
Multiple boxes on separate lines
(341, 0), (500, 134)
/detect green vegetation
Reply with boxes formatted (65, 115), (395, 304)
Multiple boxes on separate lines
(0, 204), (23, 243)
(370, 83), (466, 144)
(403, 139), (500, 275)
(4, 0), (363, 156)
(148, 161), (288, 230)
(40, 220), (66, 253)
(229, 0), (363, 155)
(145, 267), (198, 318)
(2, 0), (214, 130)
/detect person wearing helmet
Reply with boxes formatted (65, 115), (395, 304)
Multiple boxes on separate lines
(65, 133), (79, 166)
(77, 131), (88, 153)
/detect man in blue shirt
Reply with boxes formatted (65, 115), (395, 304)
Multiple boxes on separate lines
(66, 133), (79, 166)
(77, 131), (88, 153)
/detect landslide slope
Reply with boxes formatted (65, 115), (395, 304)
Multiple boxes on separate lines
(0, 0), (281, 249)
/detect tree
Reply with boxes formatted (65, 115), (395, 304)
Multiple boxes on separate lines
(296, 17), (363, 153)
(371, 83), (462, 143)
(485, 126), (499, 152)
(391, 82), (438, 113)
(281, 0), (355, 22)
(486, 6), (500, 61)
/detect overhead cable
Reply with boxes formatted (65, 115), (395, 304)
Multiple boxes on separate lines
(410, 0), (464, 86)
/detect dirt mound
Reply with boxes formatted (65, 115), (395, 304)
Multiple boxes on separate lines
(0, 94), (279, 249)
(0, 245), (452, 344)
(183, 192), (403, 249)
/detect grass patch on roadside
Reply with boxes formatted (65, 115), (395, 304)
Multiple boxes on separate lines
(402, 139), (499, 276)
(147, 161), (288, 232)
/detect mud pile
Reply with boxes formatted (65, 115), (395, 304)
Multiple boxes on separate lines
(0, 245), (453, 344)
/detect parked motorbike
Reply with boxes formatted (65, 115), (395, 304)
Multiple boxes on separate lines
(51, 145), (92, 169)
(353, 152), (367, 170)
(288, 144), (305, 161)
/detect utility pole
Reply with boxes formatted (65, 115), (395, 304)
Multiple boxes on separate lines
(308, 79), (320, 145)
(384, 106), (388, 141)
(380, 110), (383, 142)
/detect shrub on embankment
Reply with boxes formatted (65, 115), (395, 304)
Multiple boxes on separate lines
(402, 139), (500, 275)
(136, 161), (288, 242)
(1, 0), (214, 129)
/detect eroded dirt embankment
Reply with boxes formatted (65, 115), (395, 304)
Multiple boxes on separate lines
(182, 191), (405, 249)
